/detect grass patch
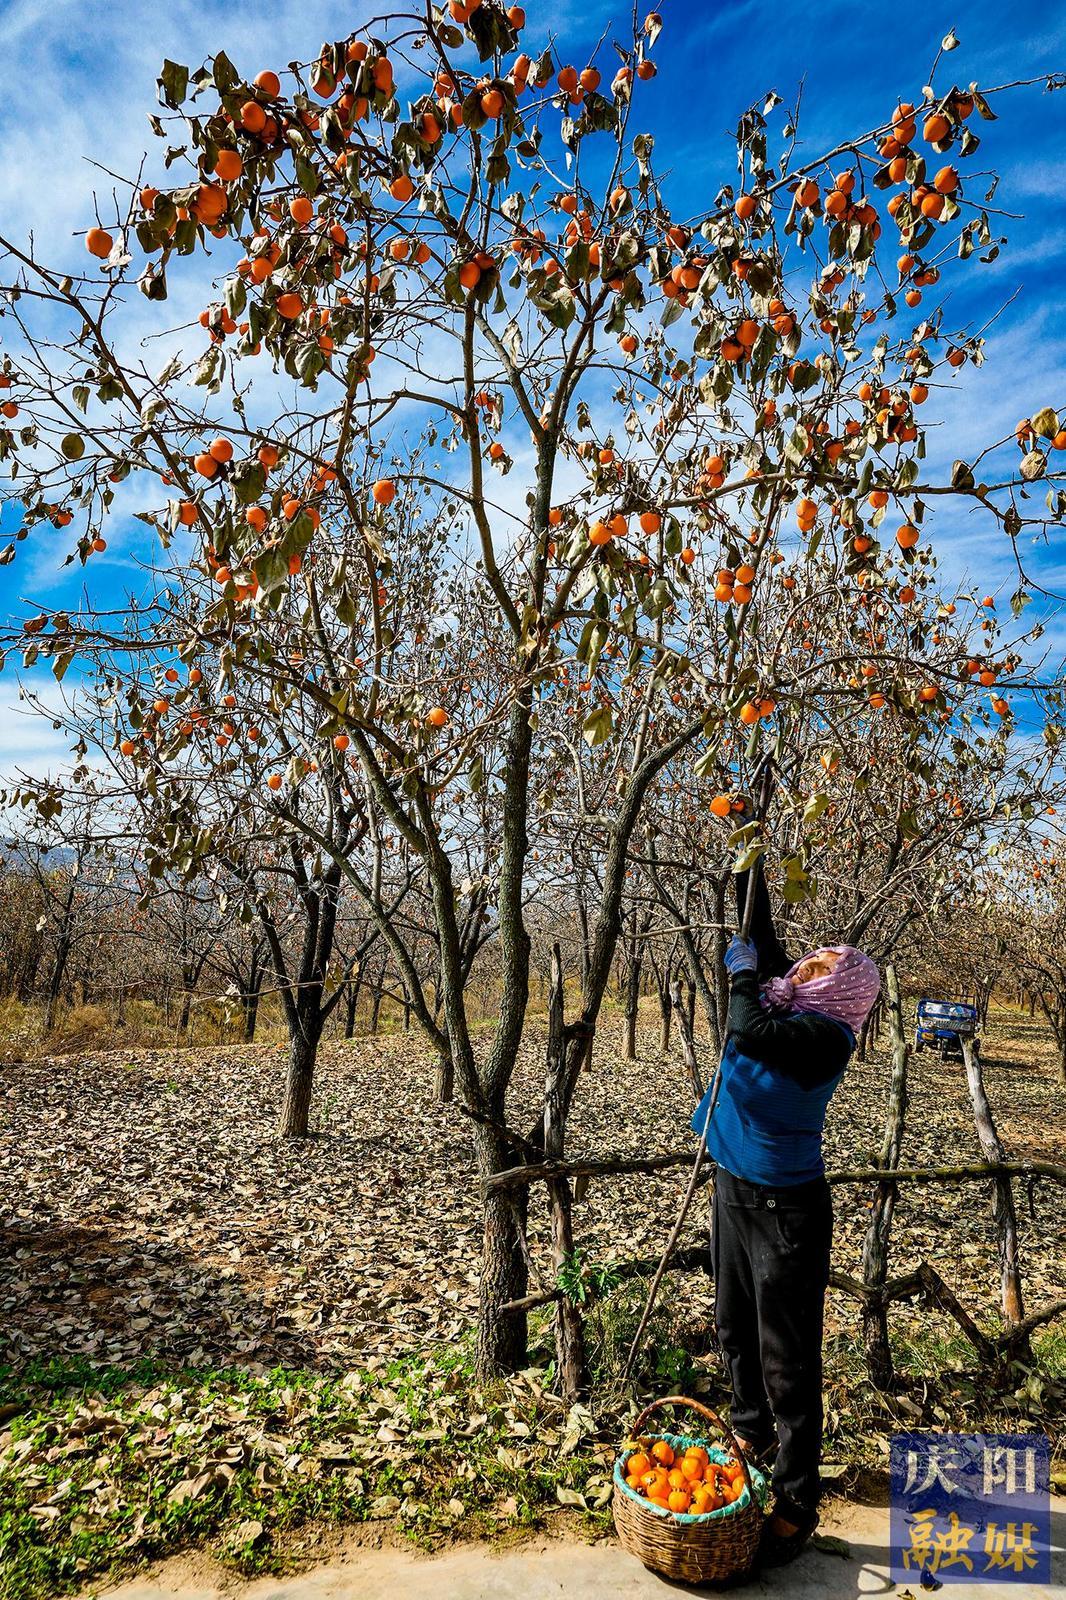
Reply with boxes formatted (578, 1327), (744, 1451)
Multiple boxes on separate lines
(583, 1272), (705, 1397)
(0, 995), (433, 1063)
(0, 1347), (613, 1600)
(817, 1323), (1065, 1489)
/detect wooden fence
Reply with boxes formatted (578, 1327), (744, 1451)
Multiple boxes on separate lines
(478, 962), (1066, 1397)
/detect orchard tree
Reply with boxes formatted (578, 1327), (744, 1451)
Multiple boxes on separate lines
(0, 784), (126, 1028)
(0, 854), (48, 1002)
(3, 6), (1066, 1380)
(530, 561), (1064, 1041)
(991, 841), (1066, 1083)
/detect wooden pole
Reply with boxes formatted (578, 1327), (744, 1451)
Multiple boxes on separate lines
(544, 942), (586, 1399)
(961, 1036), (1027, 1336)
(485, 1153), (1066, 1194)
(859, 961), (909, 1388)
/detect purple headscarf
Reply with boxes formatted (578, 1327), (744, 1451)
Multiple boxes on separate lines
(761, 945), (880, 1036)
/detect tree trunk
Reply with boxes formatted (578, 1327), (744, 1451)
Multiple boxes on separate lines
(671, 977), (703, 1100)
(857, 1008), (873, 1062)
(178, 989), (192, 1033)
(344, 974), (361, 1040)
(961, 1036), (1026, 1335)
(277, 1019), (321, 1137)
(370, 982), (383, 1034)
(860, 962), (909, 1389)
(977, 980), (992, 1032)
(624, 1000), (638, 1061)
(435, 1052), (454, 1103)
(242, 984), (260, 1043)
(475, 1123), (529, 1376)
(623, 914), (641, 1062)
(44, 935), (72, 1031)
(658, 977), (673, 1054)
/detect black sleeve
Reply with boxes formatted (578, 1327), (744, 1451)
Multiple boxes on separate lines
(727, 972), (852, 1087)
(734, 867), (791, 980)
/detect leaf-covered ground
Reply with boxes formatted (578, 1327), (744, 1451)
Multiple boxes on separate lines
(0, 1006), (1063, 1596)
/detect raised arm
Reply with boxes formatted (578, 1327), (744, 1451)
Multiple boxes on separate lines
(734, 865), (791, 980)
(727, 971), (853, 1083)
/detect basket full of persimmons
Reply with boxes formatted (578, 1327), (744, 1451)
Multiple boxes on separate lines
(613, 1395), (769, 1584)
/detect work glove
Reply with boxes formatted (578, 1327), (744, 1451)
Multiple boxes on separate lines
(723, 936), (758, 977)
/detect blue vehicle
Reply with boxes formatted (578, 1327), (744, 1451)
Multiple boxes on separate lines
(914, 997), (979, 1057)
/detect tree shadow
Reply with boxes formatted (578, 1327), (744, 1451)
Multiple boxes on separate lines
(0, 1217), (335, 1383)
(649, 1501), (1064, 1597)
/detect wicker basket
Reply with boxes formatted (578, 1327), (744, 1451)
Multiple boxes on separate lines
(613, 1395), (767, 1586)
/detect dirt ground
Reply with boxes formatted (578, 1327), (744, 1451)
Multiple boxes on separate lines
(84, 1501), (1066, 1600)
(2, 1004), (1064, 1599)
(1, 1005), (1063, 1379)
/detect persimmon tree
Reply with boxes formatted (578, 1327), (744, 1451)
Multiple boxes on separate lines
(34, 646), (395, 1133)
(0, 856), (49, 1003)
(3, 6), (1066, 1381)
(531, 563), (1063, 1041)
(0, 785), (124, 1028)
(985, 843), (1066, 1083)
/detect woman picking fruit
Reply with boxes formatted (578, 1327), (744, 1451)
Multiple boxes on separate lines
(690, 867), (879, 1566)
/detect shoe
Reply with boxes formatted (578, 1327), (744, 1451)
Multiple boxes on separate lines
(757, 1502), (819, 1568)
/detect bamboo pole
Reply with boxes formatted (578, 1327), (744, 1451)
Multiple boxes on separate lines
(619, 764), (772, 1383)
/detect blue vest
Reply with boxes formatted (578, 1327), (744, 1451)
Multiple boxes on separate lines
(690, 1028), (852, 1187)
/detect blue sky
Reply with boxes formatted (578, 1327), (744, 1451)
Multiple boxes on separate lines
(1, 0), (1065, 773)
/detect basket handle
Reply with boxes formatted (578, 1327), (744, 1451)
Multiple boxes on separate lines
(628, 1394), (754, 1499)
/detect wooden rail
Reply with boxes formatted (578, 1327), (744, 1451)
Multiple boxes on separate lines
(484, 1154), (1066, 1193)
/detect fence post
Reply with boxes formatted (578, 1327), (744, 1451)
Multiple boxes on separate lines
(960, 1036), (1027, 1343)
(544, 942), (586, 1400)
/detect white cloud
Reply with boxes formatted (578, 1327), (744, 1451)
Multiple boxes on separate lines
(0, 676), (78, 782)
(0, 2), (379, 256)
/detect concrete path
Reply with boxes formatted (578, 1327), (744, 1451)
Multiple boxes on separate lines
(90, 1499), (1065, 1600)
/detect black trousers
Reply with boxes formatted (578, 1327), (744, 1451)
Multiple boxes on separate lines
(711, 1167), (833, 1515)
